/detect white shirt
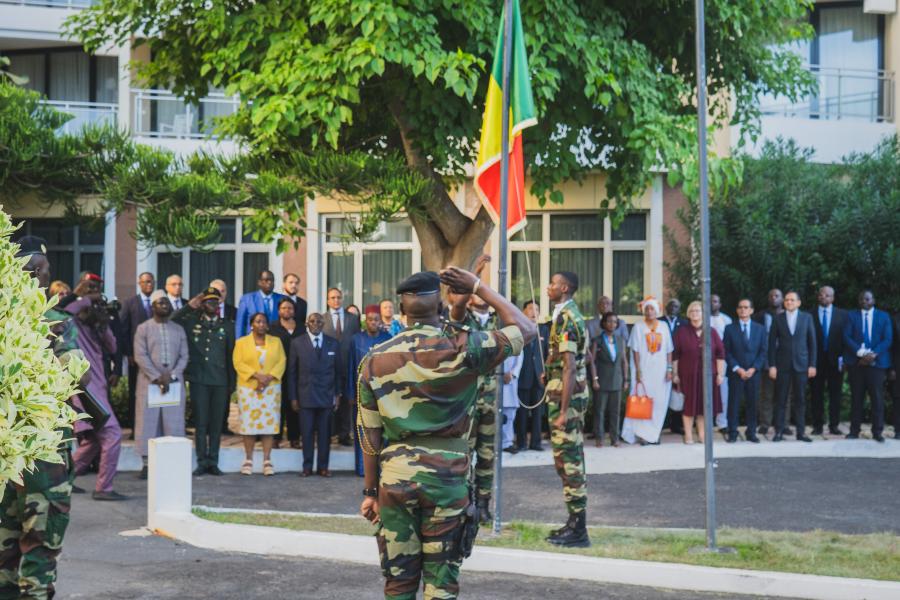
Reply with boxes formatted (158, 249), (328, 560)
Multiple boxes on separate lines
(786, 309), (798, 335)
(474, 311), (490, 327)
(330, 308), (344, 330)
(710, 312), (732, 338)
(552, 299), (573, 324)
(308, 332), (323, 348)
(166, 294), (182, 310)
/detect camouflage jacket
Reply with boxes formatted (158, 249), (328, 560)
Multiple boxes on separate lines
(545, 299), (589, 399)
(357, 322), (524, 445)
(449, 310), (499, 404)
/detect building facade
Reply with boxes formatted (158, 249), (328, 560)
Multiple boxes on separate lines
(1, 0), (897, 320)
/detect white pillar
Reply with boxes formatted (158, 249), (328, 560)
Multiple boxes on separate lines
(147, 437), (192, 529)
(103, 209), (116, 299)
(649, 174), (664, 300)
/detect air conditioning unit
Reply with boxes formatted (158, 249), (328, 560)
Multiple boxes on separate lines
(864, 0), (896, 14)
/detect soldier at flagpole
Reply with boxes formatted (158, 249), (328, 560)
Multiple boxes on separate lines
(357, 268), (536, 600)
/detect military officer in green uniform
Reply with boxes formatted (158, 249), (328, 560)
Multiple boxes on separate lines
(173, 287), (235, 476)
(542, 271), (591, 548)
(357, 268), (535, 600)
(1, 236), (75, 599)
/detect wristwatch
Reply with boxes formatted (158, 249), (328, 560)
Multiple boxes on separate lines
(362, 487), (378, 498)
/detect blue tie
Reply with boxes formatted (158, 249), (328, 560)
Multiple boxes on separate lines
(863, 311), (871, 347)
(264, 296), (271, 316)
(821, 309), (829, 353)
(743, 322), (749, 342)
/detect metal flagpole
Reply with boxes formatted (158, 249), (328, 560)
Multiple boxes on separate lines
(492, 0), (514, 536)
(694, 0), (718, 551)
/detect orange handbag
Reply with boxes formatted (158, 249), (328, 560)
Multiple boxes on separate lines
(625, 382), (653, 420)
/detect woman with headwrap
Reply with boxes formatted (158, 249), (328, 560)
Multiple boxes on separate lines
(621, 296), (674, 445)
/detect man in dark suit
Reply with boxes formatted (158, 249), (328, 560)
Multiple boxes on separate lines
(281, 272), (308, 325)
(288, 313), (341, 476)
(843, 290), (893, 442)
(768, 290), (816, 442)
(890, 310), (900, 440)
(809, 285), (848, 436)
(663, 298), (686, 434)
(754, 288), (786, 435)
(209, 279), (237, 321)
(118, 272), (156, 433)
(515, 300), (545, 451)
(164, 274), (188, 312)
(322, 286), (361, 446)
(723, 298), (767, 443)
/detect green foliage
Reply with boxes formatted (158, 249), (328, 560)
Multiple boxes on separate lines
(0, 211), (86, 497)
(66, 0), (815, 245)
(667, 138), (900, 312)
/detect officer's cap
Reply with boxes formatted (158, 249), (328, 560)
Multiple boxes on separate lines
(15, 235), (47, 258)
(396, 271), (440, 296)
(201, 287), (221, 301)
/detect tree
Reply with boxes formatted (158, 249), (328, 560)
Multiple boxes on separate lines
(68, 0), (813, 269)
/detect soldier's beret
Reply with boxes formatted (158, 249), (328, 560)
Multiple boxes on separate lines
(396, 271), (440, 296)
(15, 235), (47, 258)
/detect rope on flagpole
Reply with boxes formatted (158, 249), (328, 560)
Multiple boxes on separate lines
(517, 223), (545, 410)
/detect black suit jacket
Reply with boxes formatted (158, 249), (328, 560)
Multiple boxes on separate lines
(288, 334), (341, 409)
(119, 294), (151, 358)
(221, 302), (237, 322)
(284, 296), (308, 324)
(768, 311), (817, 373)
(724, 320), (767, 372)
(809, 306), (847, 369)
(518, 337), (544, 389)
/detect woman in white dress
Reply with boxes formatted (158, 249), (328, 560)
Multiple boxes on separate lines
(621, 297), (674, 445)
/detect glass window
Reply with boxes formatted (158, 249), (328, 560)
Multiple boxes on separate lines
(78, 221), (106, 245)
(371, 221), (412, 243)
(80, 253), (103, 280)
(817, 6), (881, 120)
(156, 252), (183, 290)
(511, 218), (543, 242)
(327, 251), (354, 301)
(363, 250), (411, 307)
(549, 248), (602, 315)
(550, 214), (603, 241)
(47, 250), (74, 288)
(190, 250), (235, 303)
(511, 251), (540, 310)
(325, 217), (354, 242)
(30, 219), (75, 245)
(242, 253), (271, 296)
(613, 251), (644, 316)
(49, 52), (90, 102)
(612, 214), (647, 241)
(8, 54), (46, 94)
(215, 219), (236, 244)
(95, 56), (119, 105)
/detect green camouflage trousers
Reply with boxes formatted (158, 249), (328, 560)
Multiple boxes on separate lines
(546, 392), (588, 515)
(0, 452), (73, 600)
(376, 440), (469, 600)
(466, 394), (495, 500)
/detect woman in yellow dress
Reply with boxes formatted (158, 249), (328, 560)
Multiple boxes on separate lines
(233, 312), (286, 476)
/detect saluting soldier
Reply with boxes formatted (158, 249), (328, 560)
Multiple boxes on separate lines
(357, 268), (535, 600)
(173, 288), (236, 476)
(542, 271), (591, 548)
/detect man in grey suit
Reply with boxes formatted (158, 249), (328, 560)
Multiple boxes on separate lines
(768, 290), (817, 442)
(322, 287), (361, 445)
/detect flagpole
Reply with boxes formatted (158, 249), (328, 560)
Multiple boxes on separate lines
(492, 0), (514, 536)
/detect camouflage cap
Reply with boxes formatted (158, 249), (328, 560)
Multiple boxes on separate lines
(396, 271), (440, 296)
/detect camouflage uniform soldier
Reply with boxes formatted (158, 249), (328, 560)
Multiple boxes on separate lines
(542, 271), (591, 548)
(1, 236), (74, 599)
(357, 268), (534, 600)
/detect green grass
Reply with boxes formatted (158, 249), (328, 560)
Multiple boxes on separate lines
(192, 509), (900, 582)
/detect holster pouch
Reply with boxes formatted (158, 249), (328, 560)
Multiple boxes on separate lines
(457, 484), (480, 559)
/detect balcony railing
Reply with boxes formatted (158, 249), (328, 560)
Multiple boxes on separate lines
(0, 0), (93, 7)
(759, 65), (894, 123)
(41, 100), (118, 135)
(131, 88), (239, 139)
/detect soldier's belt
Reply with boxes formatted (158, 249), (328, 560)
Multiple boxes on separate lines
(386, 435), (468, 454)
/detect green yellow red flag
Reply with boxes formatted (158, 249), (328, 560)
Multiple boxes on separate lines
(474, 0), (537, 237)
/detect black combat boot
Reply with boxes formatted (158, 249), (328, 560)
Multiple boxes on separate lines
(548, 511), (590, 548)
(477, 497), (493, 524)
(545, 513), (578, 543)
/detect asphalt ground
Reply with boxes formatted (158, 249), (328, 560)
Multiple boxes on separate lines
(58, 474), (780, 600)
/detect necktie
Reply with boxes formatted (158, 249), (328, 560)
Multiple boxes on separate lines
(264, 296), (271, 316)
(743, 322), (749, 342)
(822, 309), (829, 352)
(863, 311), (871, 347)
(335, 312), (342, 337)
(143, 298), (151, 318)
(315, 337), (322, 358)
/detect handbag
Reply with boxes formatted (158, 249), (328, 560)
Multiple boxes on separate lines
(669, 389), (685, 412)
(625, 382), (653, 420)
(75, 389), (110, 430)
(227, 392), (242, 435)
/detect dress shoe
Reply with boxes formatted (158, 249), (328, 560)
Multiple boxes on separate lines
(300, 469), (312, 477)
(92, 490), (127, 501)
(782, 427), (794, 436)
(846, 433), (860, 440)
(192, 466), (208, 476)
(757, 426), (769, 435)
(529, 445), (544, 451)
(290, 440), (301, 449)
(516, 445), (528, 452)
(797, 435), (813, 443)
(810, 427), (823, 436)
(746, 435), (761, 443)
(772, 433), (784, 442)
(138, 466), (148, 480)
(208, 465), (224, 476)
(502, 446), (518, 454)
(873, 434), (885, 443)
(317, 469), (332, 477)
(726, 434), (737, 443)
(337, 437), (353, 447)
(72, 485), (86, 494)
(829, 426), (845, 436)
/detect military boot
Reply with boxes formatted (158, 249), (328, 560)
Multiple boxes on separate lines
(477, 497), (493, 524)
(549, 511), (590, 548)
(545, 513), (578, 543)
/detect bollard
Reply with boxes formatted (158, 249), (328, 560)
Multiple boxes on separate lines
(147, 436), (193, 530)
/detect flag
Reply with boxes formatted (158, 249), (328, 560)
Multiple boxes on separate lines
(474, 0), (537, 237)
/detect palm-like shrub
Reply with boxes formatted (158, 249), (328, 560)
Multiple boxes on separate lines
(0, 208), (86, 499)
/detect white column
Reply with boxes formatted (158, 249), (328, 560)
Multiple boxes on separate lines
(649, 174), (664, 300)
(147, 437), (192, 529)
(103, 209), (117, 299)
(305, 199), (321, 313)
(116, 39), (131, 133)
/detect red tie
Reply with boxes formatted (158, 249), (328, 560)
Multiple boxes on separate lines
(335, 312), (342, 337)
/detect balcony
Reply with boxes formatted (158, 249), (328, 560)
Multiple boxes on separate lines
(42, 100), (118, 134)
(131, 88), (239, 139)
(759, 65), (894, 123)
(0, 0), (92, 7)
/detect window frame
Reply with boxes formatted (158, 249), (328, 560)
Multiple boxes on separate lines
(15, 218), (105, 285)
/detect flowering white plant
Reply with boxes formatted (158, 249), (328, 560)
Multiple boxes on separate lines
(0, 208), (86, 500)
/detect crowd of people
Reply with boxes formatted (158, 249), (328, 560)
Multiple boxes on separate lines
(39, 257), (900, 501)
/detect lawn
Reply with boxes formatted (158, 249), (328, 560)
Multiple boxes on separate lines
(192, 508), (900, 582)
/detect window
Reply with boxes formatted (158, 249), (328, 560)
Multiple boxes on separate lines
(13, 218), (105, 288)
(322, 217), (421, 309)
(6, 49), (118, 104)
(509, 212), (649, 319)
(150, 218), (277, 306)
